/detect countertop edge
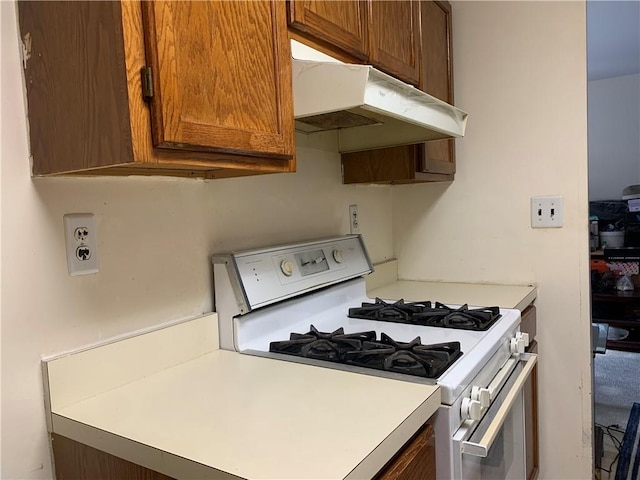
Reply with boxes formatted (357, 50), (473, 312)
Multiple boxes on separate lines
(52, 414), (240, 480)
(368, 279), (537, 311)
(346, 387), (441, 479)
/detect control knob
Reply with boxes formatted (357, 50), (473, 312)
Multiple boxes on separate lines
(510, 331), (530, 355)
(517, 331), (530, 347)
(280, 260), (294, 277)
(332, 250), (344, 263)
(471, 386), (491, 409)
(461, 397), (482, 421)
(510, 336), (525, 355)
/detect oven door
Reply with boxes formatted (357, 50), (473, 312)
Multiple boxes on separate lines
(452, 353), (537, 480)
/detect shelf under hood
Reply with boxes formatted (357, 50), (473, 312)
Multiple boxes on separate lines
(291, 43), (468, 153)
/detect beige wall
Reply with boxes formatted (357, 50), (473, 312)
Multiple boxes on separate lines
(0, 3), (393, 477)
(393, 1), (592, 478)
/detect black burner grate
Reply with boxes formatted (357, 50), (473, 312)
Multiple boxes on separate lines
(348, 299), (501, 331)
(269, 326), (462, 378)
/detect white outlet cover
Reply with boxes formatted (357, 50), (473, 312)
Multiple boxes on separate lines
(349, 204), (360, 234)
(63, 213), (98, 275)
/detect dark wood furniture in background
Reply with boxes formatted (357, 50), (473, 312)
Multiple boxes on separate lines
(590, 250), (640, 352)
(591, 290), (640, 352)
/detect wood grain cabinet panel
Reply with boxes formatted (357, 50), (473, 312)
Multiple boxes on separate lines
(342, 144), (452, 184)
(342, 0), (456, 185)
(374, 423), (436, 480)
(50, 427), (435, 480)
(142, 1), (294, 159)
(52, 434), (176, 480)
(18, 1), (295, 178)
(420, 0), (455, 177)
(368, 0), (421, 86)
(287, 0), (368, 60)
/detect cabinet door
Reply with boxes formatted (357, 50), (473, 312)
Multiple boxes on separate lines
(368, 1), (421, 86)
(342, 145), (422, 184)
(141, 1), (294, 160)
(419, 0), (455, 175)
(375, 424), (436, 480)
(288, 1), (368, 60)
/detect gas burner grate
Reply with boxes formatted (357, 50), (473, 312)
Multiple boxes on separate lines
(348, 299), (501, 331)
(269, 326), (462, 378)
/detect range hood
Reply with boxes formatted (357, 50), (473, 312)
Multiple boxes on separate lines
(291, 40), (468, 153)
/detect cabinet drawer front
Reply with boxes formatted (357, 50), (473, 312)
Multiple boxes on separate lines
(288, 0), (368, 60)
(142, 1), (294, 159)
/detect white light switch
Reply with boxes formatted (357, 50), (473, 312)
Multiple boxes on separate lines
(531, 196), (564, 228)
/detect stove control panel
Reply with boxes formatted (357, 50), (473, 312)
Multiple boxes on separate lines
(213, 235), (373, 312)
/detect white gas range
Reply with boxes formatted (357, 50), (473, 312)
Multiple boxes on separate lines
(213, 235), (537, 480)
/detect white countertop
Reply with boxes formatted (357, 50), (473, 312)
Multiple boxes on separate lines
(367, 260), (537, 311)
(44, 314), (441, 480)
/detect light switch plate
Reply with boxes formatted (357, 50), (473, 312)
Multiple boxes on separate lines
(531, 196), (564, 228)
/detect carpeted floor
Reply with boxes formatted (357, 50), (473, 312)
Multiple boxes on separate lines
(593, 349), (640, 478)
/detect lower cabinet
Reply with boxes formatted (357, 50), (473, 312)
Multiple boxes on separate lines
(51, 434), (175, 480)
(52, 425), (435, 480)
(521, 305), (539, 480)
(524, 339), (539, 480)
(374, 423), (436, 480)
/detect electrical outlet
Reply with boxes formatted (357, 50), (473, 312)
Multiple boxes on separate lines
(64, 213), (98, 275)
(531, 196), (564, 228)
(349, 204), (360, 234)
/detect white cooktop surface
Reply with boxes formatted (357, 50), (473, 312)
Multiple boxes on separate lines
(235, 278), (521, 404)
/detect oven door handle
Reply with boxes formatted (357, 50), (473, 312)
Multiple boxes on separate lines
(461, 353), (537, 457)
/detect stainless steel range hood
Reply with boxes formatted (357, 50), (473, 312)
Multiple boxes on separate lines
(291, 40), (468, 153)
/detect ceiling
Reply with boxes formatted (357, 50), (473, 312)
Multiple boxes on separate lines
(587, 0), (640, 81)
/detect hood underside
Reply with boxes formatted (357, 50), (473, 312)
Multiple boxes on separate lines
(291, 42), (468, 153)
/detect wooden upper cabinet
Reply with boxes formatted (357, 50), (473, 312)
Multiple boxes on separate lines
(287, 1), (368, 60)
(368, 1), (421, 86)
(419, 0), (455, 176)
(18, 1), (295, 179)
(142, 1), (294, 159)
(341, 0), (456, 185)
